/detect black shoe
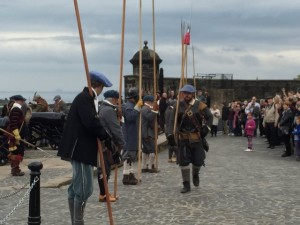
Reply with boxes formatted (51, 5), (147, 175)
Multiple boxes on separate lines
(192, 174), (199, 187)
(122, 174), (138, 185)
(141, 168), (149, 173)
(148, 165), (159, 173)
(281, 152), (291, 157)
(180, 182), (191, 193)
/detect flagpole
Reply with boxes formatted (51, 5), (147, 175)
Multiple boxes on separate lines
(137, 0), (143, 183)
(152, 0), (159, 171)
(181, 22), (186, 86)
(185, 45), (188, 84)
(192, 45), (196, 97)
(73, 0), (114, 224)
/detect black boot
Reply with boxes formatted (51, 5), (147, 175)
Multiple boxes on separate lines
(122, 174), (130, 185)
(74, 199), (86, 225)
(192, 166), (200, 187)
(193, 174), (199, 187)
(68, 198), (74, 225)
(129, 173), (139, 184)
(180, 181), (191, 193)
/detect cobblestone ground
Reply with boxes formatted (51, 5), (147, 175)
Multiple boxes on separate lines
(1, 134), (300, 225)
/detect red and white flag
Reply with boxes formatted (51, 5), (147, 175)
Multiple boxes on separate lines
(183, 26), (190, 45)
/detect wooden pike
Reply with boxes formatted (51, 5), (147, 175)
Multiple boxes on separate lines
(0, 127), (43, 151)
(137, 0), (143, 183)
(114, 0), (127, 199)
(73, 0), (114, 224)
(152, 0), (159, 170)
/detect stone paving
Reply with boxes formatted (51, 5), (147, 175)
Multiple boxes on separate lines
(1, 134), (300, 225)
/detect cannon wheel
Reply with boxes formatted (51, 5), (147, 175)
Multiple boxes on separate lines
(49, 135), (61, 150)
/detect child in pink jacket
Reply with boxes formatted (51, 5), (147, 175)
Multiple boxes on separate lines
(244, 113), (256, 151)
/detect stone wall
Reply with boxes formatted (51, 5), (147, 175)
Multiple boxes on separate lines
(124, 75), (300, 104)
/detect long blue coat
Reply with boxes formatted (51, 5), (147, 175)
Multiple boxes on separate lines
(122, 100), (139, 152)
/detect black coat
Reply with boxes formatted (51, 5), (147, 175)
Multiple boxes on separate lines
(57, 87), (107, 167)
(222, 106), (230, 120)
(279, 108), (294, 133)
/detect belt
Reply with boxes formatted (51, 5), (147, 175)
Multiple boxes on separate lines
(179, 132), (200, 141)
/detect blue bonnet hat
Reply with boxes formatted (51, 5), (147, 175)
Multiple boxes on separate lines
(143, 95), (154, 102)
(103, 90), (119, 99)
(89, 71), (112, 87)
(179, 84), (196, 93)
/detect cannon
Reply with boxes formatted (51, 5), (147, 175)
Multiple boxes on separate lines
(27, 112), (66, 150)
(0, 116), (9, 165)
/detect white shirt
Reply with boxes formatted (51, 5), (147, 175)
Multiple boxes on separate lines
(92, 88), (98, 113)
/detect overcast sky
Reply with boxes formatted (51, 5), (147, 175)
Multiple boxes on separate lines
(1, 0), (300, 93)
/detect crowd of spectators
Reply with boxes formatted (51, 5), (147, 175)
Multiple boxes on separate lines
(218, 90), (300, 160)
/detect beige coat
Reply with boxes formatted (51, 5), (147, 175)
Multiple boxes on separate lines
(263, 103), (279, 127)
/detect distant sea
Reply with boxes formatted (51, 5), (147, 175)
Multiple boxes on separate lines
(0, 90), (126, 104)
(0, 91), (79, 104)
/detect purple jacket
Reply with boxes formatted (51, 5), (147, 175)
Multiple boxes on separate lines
(245, 118), (256, 136)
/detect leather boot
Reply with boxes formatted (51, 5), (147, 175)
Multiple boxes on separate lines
(192, 166), (200, 187)
(122, 174), (138, 185)
(180, 181), (191, 193)
(74, 199), (86, 225)
(122, 174), (130, 185)
(68, 198), (74, 225)
(11, 160), (24, 176)
(99, 194), (117, 202)
(129, 173), (139, 184)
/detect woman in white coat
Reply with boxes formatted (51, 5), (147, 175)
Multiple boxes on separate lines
(210, 104), (221, 137)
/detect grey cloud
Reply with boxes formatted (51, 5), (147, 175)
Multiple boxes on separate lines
(239, 55), (260, 67)
(1, 0), (300, 92)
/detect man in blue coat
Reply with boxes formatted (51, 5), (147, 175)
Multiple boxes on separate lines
(141, 95), (159, 173)
(122, 87), (142, 185)
(57, 71), (111, 225)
